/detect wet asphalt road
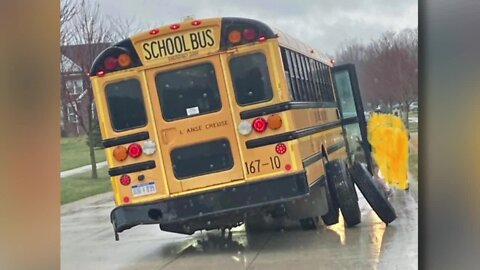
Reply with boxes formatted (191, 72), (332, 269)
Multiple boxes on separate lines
(61, 186), (418, 270)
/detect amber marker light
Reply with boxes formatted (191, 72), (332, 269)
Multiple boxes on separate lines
(118, 53), (132, 67)
(267, 114), (282, 130)
(228, 30), (242, 44)
(113, 146), (128, 161)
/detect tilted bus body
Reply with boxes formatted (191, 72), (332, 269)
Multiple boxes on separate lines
(89, 17), (371, 239)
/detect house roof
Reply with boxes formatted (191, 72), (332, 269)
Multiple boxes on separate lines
(61, 43), (110, 72)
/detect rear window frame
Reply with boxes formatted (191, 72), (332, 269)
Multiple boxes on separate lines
(104, 78), (148, 132)
(229, 51), (274, 106)
(170, 138), (234, 179)
(154, 61), (223, 122)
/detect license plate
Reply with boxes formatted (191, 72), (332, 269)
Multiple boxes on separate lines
(131, 182), (156, 197)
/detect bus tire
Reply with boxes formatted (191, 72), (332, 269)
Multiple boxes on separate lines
(299, 216), (320, 230)
(349, 162), (397, 224)
(326, 159), (361, 227)
(321, 180), (339, 225)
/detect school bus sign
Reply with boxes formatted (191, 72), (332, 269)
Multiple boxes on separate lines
(141, 28), (218, 63)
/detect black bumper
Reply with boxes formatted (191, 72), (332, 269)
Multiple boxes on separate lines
(111, 171), (308, 234)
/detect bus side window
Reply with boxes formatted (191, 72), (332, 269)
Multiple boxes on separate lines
(280, 47), (294, 100)
(316, 61), (327, 101)
(302, 55), (315, 101)
(288, 50), (301, 101)
(297, 53), (307, 101)
(310, 59), (321, 101)
(229, 53), (274, 106)
(326, 67), (335, 102)
(105, 79), (147, 132)
(322, 64), (335, 102)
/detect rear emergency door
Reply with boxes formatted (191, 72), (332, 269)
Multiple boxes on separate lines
(146, 56), (244, 193)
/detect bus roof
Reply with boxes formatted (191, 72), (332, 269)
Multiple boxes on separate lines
(89, 17), (333, 76)
(274, 27), (332, 66)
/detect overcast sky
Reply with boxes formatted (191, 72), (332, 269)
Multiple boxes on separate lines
(94, 0), (418, 55)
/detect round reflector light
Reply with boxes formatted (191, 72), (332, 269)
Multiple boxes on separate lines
(104, 56), (117, 70)
(238, 120), (252, 136)
(285, 164), (292, 171)
(267, 114), (282, 130)
(142, 140), (157, 155)
(243, 28), (257, 41)
(120, 175), (131, 186)
(275, 143), (287, 155)
(252, 117), (268, 133)
(128, 143), (142, 158)
(118, 53), (132, 67)
(228, 30), (242, 44)
(113, 146), (128, 161)
(123, 196), (130, 203)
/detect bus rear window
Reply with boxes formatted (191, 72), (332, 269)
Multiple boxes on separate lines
(155, 63), (221, 121)
(105, 79), (147, 131)
(229, 53), (273, 106)
(171, 138), (234, 179)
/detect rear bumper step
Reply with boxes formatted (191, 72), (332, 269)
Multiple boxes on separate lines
(111, 171), (308, 235)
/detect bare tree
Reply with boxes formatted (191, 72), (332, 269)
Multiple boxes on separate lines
(335, 28), (418, 126)
(62, 0), (113, 179)
(60, 0), (77, 45)
(107, 15), (146, 41)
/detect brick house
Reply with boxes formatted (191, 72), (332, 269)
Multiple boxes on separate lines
(60, 43), (109, 137)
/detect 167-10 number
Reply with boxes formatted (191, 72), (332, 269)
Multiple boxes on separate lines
(244, 156), (281, 174)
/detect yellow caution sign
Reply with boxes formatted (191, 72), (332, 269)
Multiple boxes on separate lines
(367, 113), (409, 190)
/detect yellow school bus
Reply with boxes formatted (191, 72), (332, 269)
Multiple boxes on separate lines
(89, 17), (373, 239)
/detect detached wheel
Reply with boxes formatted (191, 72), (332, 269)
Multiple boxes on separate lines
(299, 216), (320, 230)
(321, 180), (339, 225)
(349, 162), (397, 224)
(326, 159), (361, 227)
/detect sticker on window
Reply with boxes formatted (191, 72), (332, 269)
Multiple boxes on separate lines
(186, 106), (200, 116)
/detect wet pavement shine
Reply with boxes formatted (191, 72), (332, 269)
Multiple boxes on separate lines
(61, 187), (418, 270)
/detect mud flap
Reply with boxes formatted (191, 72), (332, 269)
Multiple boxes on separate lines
(325, 159), (361, 227)
(349, 162), (397, 224)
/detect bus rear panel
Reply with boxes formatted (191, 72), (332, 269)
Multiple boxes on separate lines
(89, 17), (347, 237)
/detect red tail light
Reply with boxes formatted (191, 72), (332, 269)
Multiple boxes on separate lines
(243, 28), (257, 41)
(103, 56), (117, 71)
(170, 23), (180, 30)
(258, 35), (267, 42)
(252, 117), (268, 132)
(149, 29), (159, 35)
(120, 175), (131, 186)
(128, 143), (142, 158)
(96, 70), (105, 77)
(191, 20), (202, 26)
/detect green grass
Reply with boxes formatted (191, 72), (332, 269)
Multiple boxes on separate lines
(61, 136), (106, 171)
(61, 167), (112, 204)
